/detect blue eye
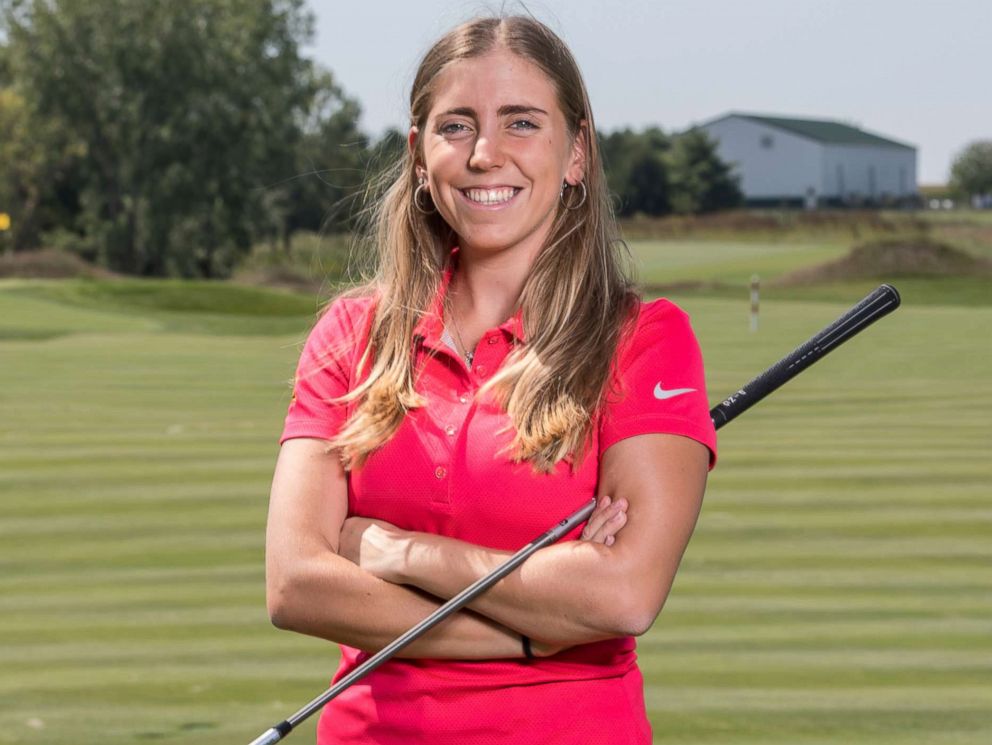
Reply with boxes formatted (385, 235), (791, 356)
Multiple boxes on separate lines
(440, 122), (471, 136)
(510, 119), (538, 130)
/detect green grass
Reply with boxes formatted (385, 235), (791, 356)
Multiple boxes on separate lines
(0, 278), (326, 339)
(629, 239), (991, 306)
(631, 239), (850, 286)
(1, 260), (990, 744)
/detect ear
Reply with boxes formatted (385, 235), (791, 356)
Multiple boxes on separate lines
(408, 126), (425, 180)
(564, 120), (588, 186)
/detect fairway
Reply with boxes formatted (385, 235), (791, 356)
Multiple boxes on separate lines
(1, 275), (990, 744)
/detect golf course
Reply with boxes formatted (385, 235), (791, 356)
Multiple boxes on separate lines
(1, 215), (990, 744)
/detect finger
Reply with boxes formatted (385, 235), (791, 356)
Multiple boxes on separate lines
(581, 496), (613, 540)
(583, 498), (627, 543)
(587, 507), (627, 543)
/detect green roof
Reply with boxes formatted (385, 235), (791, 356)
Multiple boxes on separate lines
(730, 113), (915, 150)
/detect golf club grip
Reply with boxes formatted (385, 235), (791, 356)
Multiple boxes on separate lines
(710, 284), (900, 429)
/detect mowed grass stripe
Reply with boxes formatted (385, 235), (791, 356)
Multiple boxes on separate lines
(1, 282), (990, 744)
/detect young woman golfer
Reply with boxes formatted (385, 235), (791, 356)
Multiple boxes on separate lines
(266, 15), (716, 744)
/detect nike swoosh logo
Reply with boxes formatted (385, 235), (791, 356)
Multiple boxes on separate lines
(654, 383), (696, 400)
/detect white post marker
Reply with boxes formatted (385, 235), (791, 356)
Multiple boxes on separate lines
(749, 274), (760, 333)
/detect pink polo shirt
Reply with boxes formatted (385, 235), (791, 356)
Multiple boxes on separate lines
(279, 265), (716, 744)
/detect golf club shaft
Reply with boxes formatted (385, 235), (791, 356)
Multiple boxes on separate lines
(248, 284), (901, 744)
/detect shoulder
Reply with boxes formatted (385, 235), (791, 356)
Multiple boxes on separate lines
(616, 298), (697, 362)
(307, 291), (378, 348)
(294, 291), (379, 377)
(605, 296), (708, 408)
(315, 291), (378, 332)
(600, 297), (716, 466)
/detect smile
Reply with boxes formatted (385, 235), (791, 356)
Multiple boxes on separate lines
(460, 187), (521, 206)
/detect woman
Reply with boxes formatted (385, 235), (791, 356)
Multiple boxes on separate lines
(266, 15), (716, 744)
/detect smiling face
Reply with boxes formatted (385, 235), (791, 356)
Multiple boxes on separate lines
(412, 47), (586, 263)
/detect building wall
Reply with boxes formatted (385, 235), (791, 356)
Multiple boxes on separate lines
(821, 145), (917, 200)
(701, 116), (824, 201)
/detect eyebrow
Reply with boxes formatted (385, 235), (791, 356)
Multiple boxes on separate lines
(437, 104), (549, 118)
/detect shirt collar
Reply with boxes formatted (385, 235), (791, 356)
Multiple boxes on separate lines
(412, 248), (527, 345)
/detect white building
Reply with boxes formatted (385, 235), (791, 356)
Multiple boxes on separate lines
(699, 113), (918, 207)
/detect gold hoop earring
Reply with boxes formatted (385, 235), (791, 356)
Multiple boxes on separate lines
(414, 178), (436, 215)
(560, 181), (587, 211)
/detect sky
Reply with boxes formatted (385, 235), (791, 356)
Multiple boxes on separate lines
(308, 0), (990, 185)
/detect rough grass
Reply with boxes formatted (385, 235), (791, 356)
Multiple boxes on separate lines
(621, 209), (931, 243)
(0, 248), (118, 279)
(1, 257), (990, 744)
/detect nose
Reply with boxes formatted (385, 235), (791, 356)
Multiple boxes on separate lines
(468, 130), (504, 171)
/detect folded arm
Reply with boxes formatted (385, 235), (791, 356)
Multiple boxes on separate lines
(265, 437), (531, 659)
(343, 433), (709, 646)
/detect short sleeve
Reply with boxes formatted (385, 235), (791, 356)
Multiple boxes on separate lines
(278, 295), (375, 446)
(598, 299), (717, 468)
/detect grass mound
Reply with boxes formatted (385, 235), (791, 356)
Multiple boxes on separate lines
(774, 239), (992, 286)
(0, 248), (117, 279)
(622, 209), (931, 241)
(231, 264), (327, 295)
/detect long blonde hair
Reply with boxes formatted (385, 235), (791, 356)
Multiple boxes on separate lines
(327, 15), (638, 472)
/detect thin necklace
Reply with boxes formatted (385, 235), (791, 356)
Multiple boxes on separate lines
(445, 292), (474, 366)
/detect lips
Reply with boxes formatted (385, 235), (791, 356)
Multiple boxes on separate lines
(460, 187), (521, 205)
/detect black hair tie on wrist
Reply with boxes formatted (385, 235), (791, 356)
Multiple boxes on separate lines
(522, 635), (534, 659)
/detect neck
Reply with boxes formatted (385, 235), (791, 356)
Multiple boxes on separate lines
(446, 242), (537, 349)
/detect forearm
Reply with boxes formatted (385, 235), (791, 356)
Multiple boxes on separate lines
(267, 550), (526, 659)
(401, 436), (710, 644)
(396, 534), (652, 645)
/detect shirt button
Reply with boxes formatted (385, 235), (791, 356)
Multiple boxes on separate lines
(458, 394), (469, 404)
(435, 466), (447, 479)
(445, 425), (456, 436)
(488, 336), (498, 345)
(476, 365), (486, 375)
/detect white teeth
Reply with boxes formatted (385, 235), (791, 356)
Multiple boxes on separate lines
(465, 187), (517, 204)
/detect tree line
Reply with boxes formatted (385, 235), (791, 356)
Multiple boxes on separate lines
(0, 0), (741, 278)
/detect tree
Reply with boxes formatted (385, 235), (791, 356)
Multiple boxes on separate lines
(666, 128), (742, 214)
(265, 69), (369, 251)
(3, 0), (326, 277)
(0, 86), (82, 251)
(950, 140), (992, 201)
(600, 127), (671, 216)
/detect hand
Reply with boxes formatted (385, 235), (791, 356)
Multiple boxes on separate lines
(338, 516), (409, 584)
(528, 637), (567, 658)
(580, 496), (627, 546)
